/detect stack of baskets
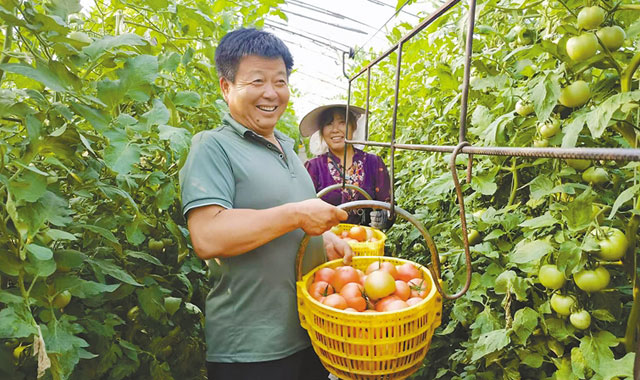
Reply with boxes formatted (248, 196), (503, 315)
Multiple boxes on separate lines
(331, 223), (386, 256)
(296, 256), (442, 380)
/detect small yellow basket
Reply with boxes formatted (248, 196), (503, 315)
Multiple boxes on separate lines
(332, 223), (386, 256)
(296, 256), (442, 380)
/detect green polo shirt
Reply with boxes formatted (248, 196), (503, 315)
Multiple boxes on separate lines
(179, 114), (325, 363)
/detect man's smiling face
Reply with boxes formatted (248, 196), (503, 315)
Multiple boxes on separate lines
(220, 55), (290, 136)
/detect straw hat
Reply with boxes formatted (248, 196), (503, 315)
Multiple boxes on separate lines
(298, 104), (366, 137)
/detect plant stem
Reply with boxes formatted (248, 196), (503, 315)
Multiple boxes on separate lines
(507, 158), (518, 207)
(0, 24), (14, 85)
(623, 196), (640, 352)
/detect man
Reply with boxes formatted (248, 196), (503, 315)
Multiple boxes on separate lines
(179, 28), (353, 380)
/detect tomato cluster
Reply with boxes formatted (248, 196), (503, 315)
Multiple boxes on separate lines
(308, 261), (429, 313)
(331, 225), (379, 243)
(538, 225), (627, 330)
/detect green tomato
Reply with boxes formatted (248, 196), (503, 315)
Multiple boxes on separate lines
(467, 229), (481, 245)
(593, 227), (628, 261)
(515, 100), (534, 116)
(574, 266), (610, 293)
(550, 293), (576, 316)
(559, 81), (591, 108)
(596, 26), (625, 51)
(569, 310), (591, 330)
(127, 306), (140, 322)
(52, 290), (71, 309)
(566, 34), (598, 61)
(533, 139), (549, 148)
(539, 264), (566, 290)
(565, 159), (591, 171)
(148, 239), (165, 253)
(577, 6), (606, 30)
(582, 167), (609, 185)
(539, 119), (561, 138)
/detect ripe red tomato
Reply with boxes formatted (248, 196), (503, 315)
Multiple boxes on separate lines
(322, 294), (348, 310)
(309, 281), (334, 301)
(406, 297), (424, 307)
(348, 226), (367, 242)
(408, 278), (429, 298)
(395, 263), (421, 282)
(365, 261), (398, 279)
(393, 280), (411, 301)
(314, 267), (335, 283)
(383, 300), (409, 312)
(374, 295), (400, 312)
(331, 266), (360, 292)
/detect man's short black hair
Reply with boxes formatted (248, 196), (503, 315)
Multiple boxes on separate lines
(215, 28), (294, 83)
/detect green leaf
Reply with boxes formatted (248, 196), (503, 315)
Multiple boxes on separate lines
(0, 251), (22, 276)
(579, 331), (617, 370)
(511, 307), (538, 343)
(83, 33), (147, 59)
(0, 63), (68, 92)
(88, 258), (141, 286)
(571, 347), (587, 379)
(125, 250), (163, 266)
(561, 110), (588, 148)
(143, 98), (170, 128)
(510, 239), (553, 264)
(22, 191), (73, 236)
(70, 102), (111, 132)
(586, 91), (640, 138)
(529, 175), (554, 200)
(158, 125), (191, 156)
(156, 182), (175, 210)
(103, 128), (140, 175)
(118, 55), (158, 101)
(595, 352), (634, 380)
(608, 184), (640, 219)
(173, 91), (201, 107)
(55, 249), (87, 270)
(471, 170), (498, 195)
(46, 0), (82, 18)
(519, 212), (557, 229)
(42, 315), (89, 354)
(26, 243), (53, 260)
(471, 329), (510, 361)
(591, 309), (616, 322)
(9, 170), (47, 203)
(565, 188), (594, 231)
(494, 270), (529, 301)
(530, 72), (561, 122)
(0, 290), (24, 304)
(46, 229), (77, 241)
(0, 305), (37, 338)
(54, 276), (119, 298)
(137, 286), (166, 320)
(556, 241), (581, 273)
(78, 224), (119, 244)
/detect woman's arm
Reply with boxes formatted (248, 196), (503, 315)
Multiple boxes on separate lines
(187, 198), (348, 260)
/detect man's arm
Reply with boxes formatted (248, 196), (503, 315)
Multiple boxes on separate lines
(187, 198), (348, 260)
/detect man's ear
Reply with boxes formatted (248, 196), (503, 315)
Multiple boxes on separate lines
(219, 77), (231, 103)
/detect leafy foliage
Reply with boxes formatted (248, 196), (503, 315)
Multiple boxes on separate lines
(348, 0), (640, 378)
(0, 0), (295, 378)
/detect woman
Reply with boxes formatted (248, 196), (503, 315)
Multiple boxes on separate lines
(300, 104), (391, 227)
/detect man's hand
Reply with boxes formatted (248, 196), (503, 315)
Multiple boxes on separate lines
(295, 199), (348, 235)
(322, 231), (353, 265)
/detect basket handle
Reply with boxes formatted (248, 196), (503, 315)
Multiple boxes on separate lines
(294, 200), (473, 300)
(316, 183), (373, 200)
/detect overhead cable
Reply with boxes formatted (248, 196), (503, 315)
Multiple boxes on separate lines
(264, 21), (351, 51)
(352, 0), (413, 57)
(364, 0), (419, 18)
(287, 0), (375, 29)
(278, 7), (369, 35)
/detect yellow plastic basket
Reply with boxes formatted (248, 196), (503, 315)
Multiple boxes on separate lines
(296, 256), (442, 380)
(333, 223), (386, 256)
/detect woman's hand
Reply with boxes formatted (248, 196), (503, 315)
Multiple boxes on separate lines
(322, 231), (353, 265)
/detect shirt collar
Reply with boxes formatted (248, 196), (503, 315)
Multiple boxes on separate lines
(222, 113), (293, 145)
(326, 147), (363, 161)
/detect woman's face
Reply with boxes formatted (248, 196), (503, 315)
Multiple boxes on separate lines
(321, 111), (355, 153)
